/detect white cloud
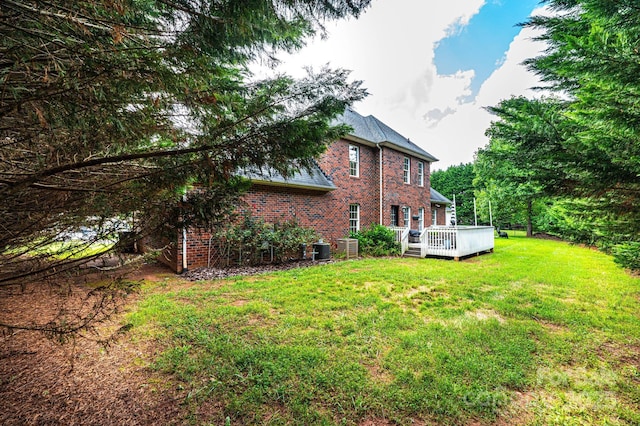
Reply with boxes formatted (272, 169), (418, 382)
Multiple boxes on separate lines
(427, 6), (549, 170)
(300, 0), (486, 150)
(263, 1), (550, 172)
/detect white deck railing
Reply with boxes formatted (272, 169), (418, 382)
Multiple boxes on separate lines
(419, 228), (429, 257)
(389, 226), (410, 255)
(424, 226), (494, 258)
(392, 226), (495, 259)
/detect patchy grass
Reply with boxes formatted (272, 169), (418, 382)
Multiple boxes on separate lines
(25, 240), (113, 259)
(127, 235), (640, 425)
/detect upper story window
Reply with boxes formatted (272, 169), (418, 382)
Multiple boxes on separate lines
(403, 157), (410, 184)
(417, 162), (424, 187)
(349, 145), (359, 177)
(349, 204), (360, 233)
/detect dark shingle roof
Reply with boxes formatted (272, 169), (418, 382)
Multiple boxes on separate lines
(336, 108), (438, 162)
(243, 108), (440, 191)
(242, 162), (336, 191)
(430, 187), (452, 204)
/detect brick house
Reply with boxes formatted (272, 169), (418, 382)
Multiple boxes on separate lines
(165, 108), (450, 272)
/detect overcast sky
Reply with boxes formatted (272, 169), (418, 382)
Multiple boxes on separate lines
(270, 0), (549, 170)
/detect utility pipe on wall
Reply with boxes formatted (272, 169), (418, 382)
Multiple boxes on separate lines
(182, 193), (188, 273)
(378, 145), (383, 224)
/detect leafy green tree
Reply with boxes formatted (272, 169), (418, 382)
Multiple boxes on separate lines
(0, 0), (369, 335)
(475, 97), (574, 236)
(430, 163), (476, 225)
(479, 0), (640, 267)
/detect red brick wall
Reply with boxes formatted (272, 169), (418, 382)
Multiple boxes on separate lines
(170, 228), (216, 273)
(316, 139), (380, 232)
(243, 138), (384, 241)
(431, 204), (448, 226)
(169, 138), (435, 272)
(380, 147), (432, 229)
(243, 185), (338, 241)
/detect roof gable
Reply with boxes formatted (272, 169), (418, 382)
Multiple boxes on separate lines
(430, 187), (452, 204)
(337, 108), (438, 162)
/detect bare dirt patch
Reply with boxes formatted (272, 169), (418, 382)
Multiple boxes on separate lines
(0, 263), (186, 425)
(597, 341), (640, 371)
(532, 316), (570, 335)
(362, 362), (394, 385)
(0, 260), (335, 425)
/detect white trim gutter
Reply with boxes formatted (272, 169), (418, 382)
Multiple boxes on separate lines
(378, 144), (383, 224)
(182, 193), (188, 273)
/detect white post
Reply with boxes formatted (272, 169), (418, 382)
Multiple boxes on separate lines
(473, 198), (477, 227)
(182, 192), (188, 272)
(489, 200), (493, 227)
(452, 194), (457, 227)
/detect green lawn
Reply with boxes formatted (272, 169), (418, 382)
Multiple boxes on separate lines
(127, 235), (640, 425)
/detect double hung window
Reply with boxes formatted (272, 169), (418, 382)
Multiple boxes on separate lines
(403, 157), (410, 184)
(349, 204), (360, 233)
(349, 145), (359, 177)
(390, 205), (399, 227)
(402, 206), (410, 227)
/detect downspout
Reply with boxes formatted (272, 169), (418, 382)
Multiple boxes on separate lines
(378, 144), (383, 224)
(182, 193), (188, 273)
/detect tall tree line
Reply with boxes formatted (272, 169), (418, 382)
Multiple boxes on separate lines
(431, 163), (477, 226)
(474, 0), (640, 269)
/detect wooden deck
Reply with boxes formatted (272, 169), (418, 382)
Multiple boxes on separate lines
(392, 226), (495, 260)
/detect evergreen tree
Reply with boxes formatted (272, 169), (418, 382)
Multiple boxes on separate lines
(475, 97), (573, 236)
(526, 0), (640, 251)
(430, 163), (476, 226)
(0, 0), (369, 336)
(1, 0), (369, 285)
(480, 0), (640, 265)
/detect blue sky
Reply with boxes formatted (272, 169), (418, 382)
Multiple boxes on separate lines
(272, 0), (548, 169)
(435, 0), (542, 97)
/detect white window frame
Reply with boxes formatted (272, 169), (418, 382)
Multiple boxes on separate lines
(349, 145), (359, 177)
(390, 205), (399, 227)
(402, 206), (410, 228)
(432, 208), (437, 226)
(418, 207), (424, 230)
(417, 162), (424, 187)
(403, 157), (410, 184)
(349, 204), (360, 233)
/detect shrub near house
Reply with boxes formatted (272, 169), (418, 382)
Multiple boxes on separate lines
(215, 215), (317, 266)
(350, 224), (400, 256)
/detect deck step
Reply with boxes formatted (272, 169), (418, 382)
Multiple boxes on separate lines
(403, 248), (423, 258)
